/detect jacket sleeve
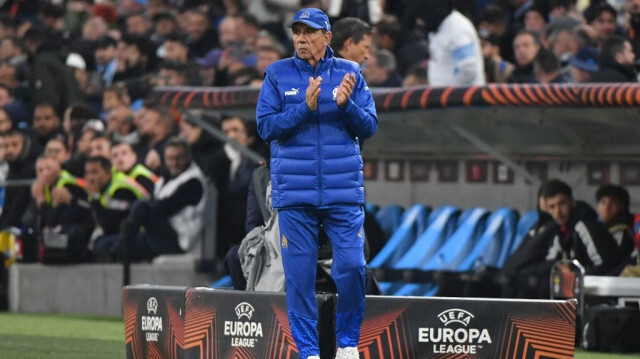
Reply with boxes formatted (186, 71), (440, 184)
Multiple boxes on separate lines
(576, 220), (624, 275)
(256, 68), (314, 142)
(338, 71), (378, 139)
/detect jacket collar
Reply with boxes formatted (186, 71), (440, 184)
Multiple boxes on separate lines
(293, 46), (334, 74)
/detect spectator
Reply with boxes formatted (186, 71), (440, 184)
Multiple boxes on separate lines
(160, 34), (190, 63)
(416, 0), (485, 86)
(179, 117), (221, 174)
(402, 65), (429, 87)
(595, 184), (635, 255)
(157, 61), (200, 86)
(0, 130), (37, 229)
(0, 36), (27, 68)
(38, 2), (75, 51)
(118, 137), (207, 261)
(237, 14), (260, 49)
(479, 29), (515, 83)
(185, 9), (218, 58)
(0, 108), (12, 134)
(546, 18), (581, 66)
(0, 14), (17, 39)
(363, 49), (402, 87)
(66, 120), (103, 177)
(62, 102), (95, 152)
(208, 116), (258, 260)
(508, 29), (540, 83)
(110, 141), (157, 196)
(626, 0), (640, 59)
(94, 36), (119, 88)
(256, 44), (285, 75)
(568, 47), (599, 83)
(195, 49), (221, 86)
(87, 155), (148, 261)
(44, 135), (71, 164)
(218, 15), (240, 49)
(524, 6), (547, 33)
(374, 15), (403, 62)
(585, 3), (619, 41)
(81, 16), (109, 42)
(32, 102), (64, 149)
(215, 43), (257, 86)
(106, 106), (138, 145)
(137, 104), (176, 172)
(102, 84), (132, 116)
(591, 35), (637, 82)
(28, 155), (93, 263)
(89, 133), (111, 158)
(23, 27), (84, 115)
(114, 34), (156, 83)
(0, 84), (28, 128)
(330, 17), (372, 67)
(533, 48), (568, 83)
(126, 13), (152, 37)
(152, 11), (179, 43)
(477, 4), (512, 63)
(549, 0), (580, 21)
(543, 179), (625, 275)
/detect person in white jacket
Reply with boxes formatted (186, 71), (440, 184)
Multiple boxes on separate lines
(415, 0), (485, 87)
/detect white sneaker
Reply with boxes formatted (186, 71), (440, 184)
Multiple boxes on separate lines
(307, 356), (320, 359)
(335, 346), (360, 359)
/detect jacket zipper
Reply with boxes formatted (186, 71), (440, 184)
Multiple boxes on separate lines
(315, 66), (323, 207)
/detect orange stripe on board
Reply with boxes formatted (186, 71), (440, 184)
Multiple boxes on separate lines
(596, 86), (608, 105)
(441, 87), (455, 107)
(543, 84), (562, 105)
(500, 84), (522, 105)
(401, 89), (415, 110)
(463, 86), (480, 106)
(560, 84), (580, 104)
(384, 92), (396, 111)
(523, 85), (542, 106)
(171, 92), (184, 107)
(512, 84), (533, 105)
(161, 91), (172, 105)
(550, 84), (570, 104)
(184, 91), (198, 108)
(488, 84), (509, 105)
(420, 88), (433, 108)
(533, 85), (554, 106)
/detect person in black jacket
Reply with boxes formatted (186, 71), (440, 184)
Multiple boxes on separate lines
(591, 35), (637, 82)
(0, 130), (37, 229)
(595, 184), (635, 273)
(543, 179), (626, 276)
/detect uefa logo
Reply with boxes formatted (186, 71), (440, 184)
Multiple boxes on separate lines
(147, 297), (158, 315)
(235, 302), (255, 320)
(437, 308), (475, 327)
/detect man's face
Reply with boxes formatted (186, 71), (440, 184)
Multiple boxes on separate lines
(0, 39), (19, 61)
(513, 33), (540, 66)
(95, 45), (116, 66)
(524, 11), (546, 32)
(292, 23), (331, 63)
(188, 13), (209, 41)
(163, 40), (188, 63)
(33, 106), (60, 137)
(155, 18), (177, 37)
(103, 91), (124, 111)
(222, 117), (251, 147)
(84, 162), (111, 190)
(0, 109), (11, 133)
(545, 194), (572, 227)
(5, 134), (24, 162)
(77, 130), (95, 155)
(481, 39), (497, 59)
(592, 11), (616, 39)
(616, 41), (636, 66)
(35, 157), (60, 187)
(44, 139), (69, 163)
(597, 196), (623, 224)
(137, 109), (159, 135)
(106, 107), (132, 135)
(218, 17), (238, 47)
(342, 34), (372, 66)
(90, 137), (111, 158)
(110, 143), (137, 172)
(257, 49), (280, 74)
(164, 145), (188, 176)
(126, 15), (150, 36)
(628, 0), (640, 17)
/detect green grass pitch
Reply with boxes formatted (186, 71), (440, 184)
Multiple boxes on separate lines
(0, 313), (637, 358)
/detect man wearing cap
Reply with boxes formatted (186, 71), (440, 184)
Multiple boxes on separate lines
(569, 47), (598, 83)
(256, 8), (377, 359)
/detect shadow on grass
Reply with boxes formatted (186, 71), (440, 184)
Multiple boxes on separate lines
(0, 334), (124, 359)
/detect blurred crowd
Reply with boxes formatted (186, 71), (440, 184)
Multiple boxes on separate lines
(0, 0), (640, 265)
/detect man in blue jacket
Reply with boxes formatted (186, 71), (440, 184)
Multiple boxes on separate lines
(256, 8), (378, 359)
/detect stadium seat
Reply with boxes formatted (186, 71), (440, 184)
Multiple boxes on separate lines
(509, 209), (538, 255)
(211, 275), (232, 288)
(391, 208), (489, 296)
(375, 204), (404, 241)
(369, 204), (430, 269)
(393, 206), (460, 269)
(456, 208), (518, 271)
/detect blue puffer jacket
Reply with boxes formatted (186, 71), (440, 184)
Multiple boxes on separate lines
(256, 47), (378, 209)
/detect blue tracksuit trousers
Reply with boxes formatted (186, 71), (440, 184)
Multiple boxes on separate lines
(278, 205), (366, 359)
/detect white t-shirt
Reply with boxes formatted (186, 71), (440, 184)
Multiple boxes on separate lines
(428, 10), (486, 87)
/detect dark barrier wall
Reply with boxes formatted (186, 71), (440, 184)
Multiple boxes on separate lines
(123, 285), (187, 359)
(124, 286), (576, 359)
